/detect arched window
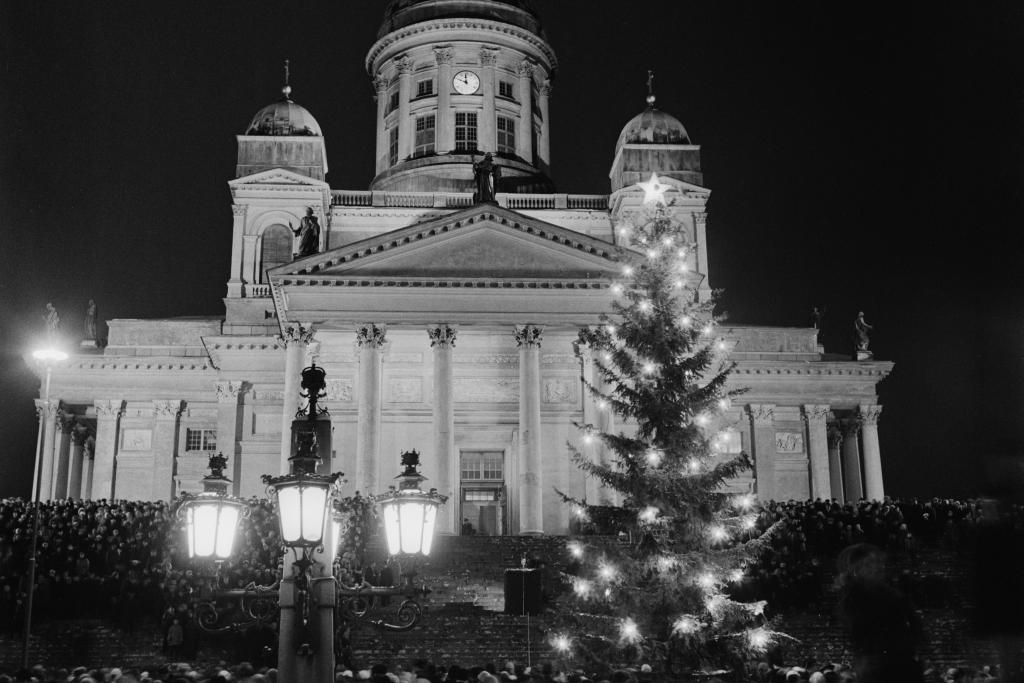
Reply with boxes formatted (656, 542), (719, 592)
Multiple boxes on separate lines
(260, 224), (293, 283)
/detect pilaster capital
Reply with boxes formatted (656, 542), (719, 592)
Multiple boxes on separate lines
(427, 324), (457, 349)
(216, 380), (249, 403)
(517, 60), (534, 78)
(394, 54), (413, 75)
(694, 212), (708, 227)
(94, 399), (124, 420)
(373, 75), (390, 92)
(748, 403), (775, 426)
(540, 79), (553, 97)
(231, 204), (247, 218)
(480, 47), (499, 67)
(356, 323), (387, 349)
(514, 324), (543, 348)
(827, 424), (843, 449)
(278, 324), (315, 347)
(152, 400), (184, 419)
(859, 404), (883, 425)
(35, 399), (61, 421)
(432, 46), (455, 66)
(802, 404), (831, 425)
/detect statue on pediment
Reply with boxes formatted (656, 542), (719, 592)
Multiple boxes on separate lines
(43, 303), (60, 343)
(854, 311), (874, 360)
(290, 207), (320, 258)
(473, 153), (499, 204)
(84, 300), (97, 340)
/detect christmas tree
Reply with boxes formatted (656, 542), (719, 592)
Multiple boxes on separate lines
(551, 174), (780, 677)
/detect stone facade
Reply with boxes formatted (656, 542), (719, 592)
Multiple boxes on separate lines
(28, 0), (892, 532)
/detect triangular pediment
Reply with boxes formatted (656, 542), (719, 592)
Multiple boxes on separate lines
(270, 204), (631, 282)
(228, 168), (329, 189)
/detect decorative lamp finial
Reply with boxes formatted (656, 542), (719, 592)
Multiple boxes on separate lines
(646, 70), (656, 108)
(282, 59), (292, 99)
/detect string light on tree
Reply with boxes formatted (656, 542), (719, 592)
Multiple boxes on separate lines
(568, 541), (584, 558)
(619, 618), (641, 643)
(552, 635), (572, 653)
(748, 628), (771, 652)
(672, 616), (700, 635)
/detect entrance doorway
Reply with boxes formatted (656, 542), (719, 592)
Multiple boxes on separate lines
(460, 450), (506, 536)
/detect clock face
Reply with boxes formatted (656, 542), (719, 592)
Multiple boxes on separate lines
(453, 70), (480, 95)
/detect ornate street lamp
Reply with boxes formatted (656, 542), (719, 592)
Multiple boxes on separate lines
(377, 450), (447, 557)
(178, 453), (248, 561)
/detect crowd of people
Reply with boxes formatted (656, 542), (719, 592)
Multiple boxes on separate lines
(0, 656), (1011, 683)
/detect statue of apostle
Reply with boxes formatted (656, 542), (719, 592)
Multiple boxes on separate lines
(84, 299), (97, 340)
(290, 207), (321, 258)
(43, 303), (61, 343)
(854, 311), (874, 354)
(473, 153), (499, 204)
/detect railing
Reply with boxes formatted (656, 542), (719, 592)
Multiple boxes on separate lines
(247, 284), (272, 298)
(331, 190), (608, 211)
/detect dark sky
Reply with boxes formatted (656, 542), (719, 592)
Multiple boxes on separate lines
(1, 1), (1021, 499)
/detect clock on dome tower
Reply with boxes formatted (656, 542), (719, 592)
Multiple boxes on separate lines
(367, 0), (556, 194)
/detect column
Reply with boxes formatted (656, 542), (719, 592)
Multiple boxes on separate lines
(536, 80), (551, 169)
(151, 400), (183, 501)
(434, 47), (455, 154)
(35, 400), (60, 502)
(859, 404), (885, 500)
(480, 48), (499, 153)
(356, 324), (387, 496)
(803, 404), (832, 500)
(80, 436), (95, 500)
(827, 425), (844, 503)
(279, 326), (313, 474)
(841, 418), (864, 502)
(227, 204), (246, 298)
(50, 411), (74, 500)
(577, 343), (601, 505)
(516, 61), (534, 162)
(748, 404), (776, 501)
(216, 381), (247, 494)
(92, 400), (123, 500)
(694, 212), (712, 303)
(66, 427), (87, 499)
(374, 75), (389, 173)
(515, 325), (543, 534)
(395, 55), (413, 162)
(428, 325), (457, 534)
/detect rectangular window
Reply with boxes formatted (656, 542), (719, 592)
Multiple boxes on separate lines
(414, 114), (436, 156)
(388, 126), (399, 166)
(454, 111), (478, 151)
(460, 451), (504, 481)
(498, 80), (514, 99)
(185, 428), (217, 452)
(464, 490), (499, 502)
(415, 79), (434, 98)
(388, 90), (400, 113)
(496, 115), (516, 154)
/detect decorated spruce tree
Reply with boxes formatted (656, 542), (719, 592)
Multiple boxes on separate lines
(551, 175), (779, 676)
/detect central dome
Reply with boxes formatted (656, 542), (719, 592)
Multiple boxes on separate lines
(616, 105), (691, 151)
(378, 0), (543, 38)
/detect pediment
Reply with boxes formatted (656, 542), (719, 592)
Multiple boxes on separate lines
(271, 204), (631, 282)
(229, 168), (329, 189)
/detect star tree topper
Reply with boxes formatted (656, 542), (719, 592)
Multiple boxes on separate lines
(636, 172), (671, 205)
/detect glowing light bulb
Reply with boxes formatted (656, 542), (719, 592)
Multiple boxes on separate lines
(743, 515), (757, 530)
(672, 616), (699, 635)
(603, 352), (613, 363)
(677, 248), (688, 258)
(574, 579), (591, 597)
(639, 506), (660, 523)
(698, 572), (715, 589)
(598, 564), (617, 581)
(646, 249), (658, 260)
(639, 300), (652, 312)
(552, 635), (571, 652)
(568, 542), (584, 558)
(574, 506), (590, 521)
(687, 459), (700, 473)
(646, 449), (662, 467)
(695, 414), (710, 427)
(679, 316), (692, 327)
(748, 628), (770, 651)
(730, 568), (744, 582)
(619, 618), (640, 643)
(622, 265), (634, 277)
(718, 398), (730, 410)
(701, 324), (714, 336)
(709, 526), (729, 542)
(679, 262), (689, 272)
(611, 283), (624, 295)
(673, 279), (684, 289)
(604, 587), (612, 597)
(616, 224), (632, 238)
(597, 399), (609, 410)
(582, 432), (595, 445)
(662, 236), (674, 247)
(642, 362), (656, 375)
(716, 341), (728, 351)
(734, 494), (755, 511)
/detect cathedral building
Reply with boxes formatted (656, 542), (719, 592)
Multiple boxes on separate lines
(30, 0), (892, 535)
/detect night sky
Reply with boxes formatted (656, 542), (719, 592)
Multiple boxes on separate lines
(1, 1), (1021, 499)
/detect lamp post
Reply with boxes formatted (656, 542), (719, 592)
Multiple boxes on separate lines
(22, 347), (68, 668)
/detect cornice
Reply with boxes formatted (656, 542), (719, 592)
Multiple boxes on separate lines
(731, 362), (894, 379)
(60, 360), (214, 373)
(276, 276), (611, 290)
(366, 18), (558, 75)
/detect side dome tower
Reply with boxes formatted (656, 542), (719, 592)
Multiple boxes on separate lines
(366, 0), (556, 193)
(236, 69), (328, 181)
(609, 76), (701, 192)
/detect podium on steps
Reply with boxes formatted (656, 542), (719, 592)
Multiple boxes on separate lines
(504, 568), (542, 615)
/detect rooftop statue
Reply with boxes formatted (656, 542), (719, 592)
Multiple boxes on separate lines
(290, 207), (320, 258)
